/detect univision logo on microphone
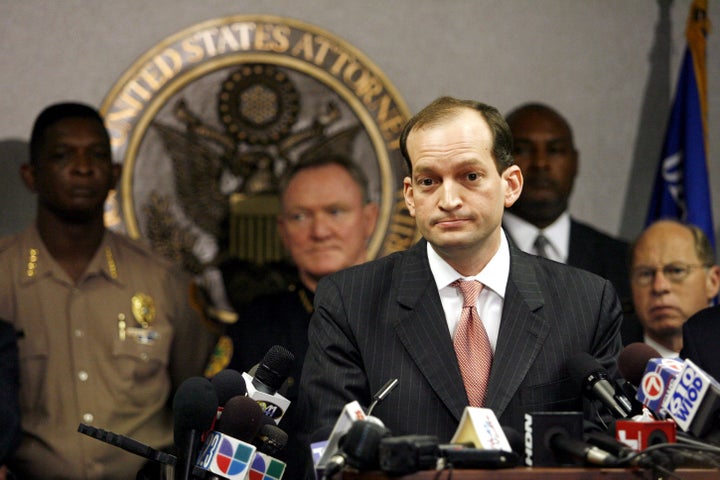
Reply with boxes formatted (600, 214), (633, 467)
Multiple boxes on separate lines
(196, 431), (256, 479)
(247, 451), (286, 480)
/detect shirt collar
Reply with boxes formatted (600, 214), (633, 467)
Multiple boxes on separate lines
(503, 211), (571, 261)
(20, 225), (121, 285)
(643, 336), (679, 358)
(427, 230), (510, 299)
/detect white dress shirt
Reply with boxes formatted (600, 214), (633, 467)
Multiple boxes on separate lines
(427, 232), (510, 352)
(644, 336), (680, 358)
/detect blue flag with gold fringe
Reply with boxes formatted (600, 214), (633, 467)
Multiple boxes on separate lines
(646, 0), (714, 248)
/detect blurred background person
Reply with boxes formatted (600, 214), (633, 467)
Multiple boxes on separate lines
(0, 103), (217, 479)
(502, 103), (631, 312)
(626, 219), (719, 357)
(0, 319), (20, 480)
(227, 154), (378, 479)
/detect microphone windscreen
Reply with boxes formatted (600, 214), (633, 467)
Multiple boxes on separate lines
(216, 395), (265, 442)
(255, 345), (295, 391)
(567, 353), (605, 391)
(211, 368), (247, 406)
(618, 342), (661, 386)
(502, 426), (523, 454)
(172, 376), (218, 445)
(256, 424), (289, 455)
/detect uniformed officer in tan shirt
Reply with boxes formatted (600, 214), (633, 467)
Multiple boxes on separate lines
(0, 103), (217, 479)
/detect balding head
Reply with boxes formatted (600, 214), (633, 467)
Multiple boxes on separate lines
(630, 220), (720, 353)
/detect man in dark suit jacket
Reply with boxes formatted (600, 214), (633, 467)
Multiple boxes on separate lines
(501, 103), (632, 318)
(681, 305), (720, 380)
(298, 97), (623, 446)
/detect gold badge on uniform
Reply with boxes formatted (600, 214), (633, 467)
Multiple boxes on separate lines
(131, 293), (155, 328)
(127, 293), (160, 345)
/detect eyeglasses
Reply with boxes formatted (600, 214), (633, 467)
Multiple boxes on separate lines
(630, 263), (710, 286)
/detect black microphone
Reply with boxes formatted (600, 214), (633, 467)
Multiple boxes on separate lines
(254, 424), (288, 456)
(215, 395), (266, 443)
(193, 395), (266, 479)
(211, 369), (248, 407)
(243, 345), (294, 422)
(366, 378), (399, 416)
(617, 343), (662, 417)
(172, 376), (219, 480)
(524, 411), (617, 467)
(568, 352), (633, 419)
(252, 345), (295, 394)
(618, 342), (662, 388)
(77, 423), (177, 466)
(323, 418), (389, 479)
(547, 430), (619, 466)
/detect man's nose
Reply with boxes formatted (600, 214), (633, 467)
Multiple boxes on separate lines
(310, 213), (333, 238)
(650, 269), (672, 293)
(71, 151), (94, 174)
(438, 181), (462, 210)
(529, 147), (550, 169)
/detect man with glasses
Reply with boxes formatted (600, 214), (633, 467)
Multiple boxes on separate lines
(627, 220), (720, 356)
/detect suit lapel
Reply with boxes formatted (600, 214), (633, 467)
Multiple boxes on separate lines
(485, 246), (550, 419)
(392, 240), (468, 422)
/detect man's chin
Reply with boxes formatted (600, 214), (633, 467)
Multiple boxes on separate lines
(647, 318), (684, 338)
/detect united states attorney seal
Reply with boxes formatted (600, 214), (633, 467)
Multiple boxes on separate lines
(101, 15), (417, 290)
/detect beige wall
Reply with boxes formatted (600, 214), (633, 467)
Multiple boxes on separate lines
(2, 0), (718, 244)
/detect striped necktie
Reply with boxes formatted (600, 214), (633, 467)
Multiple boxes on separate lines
(451, 279), (493, 407)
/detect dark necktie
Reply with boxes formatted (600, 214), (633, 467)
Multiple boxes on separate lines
(534, 234), (551, 259)
(451, 279), (492, 407)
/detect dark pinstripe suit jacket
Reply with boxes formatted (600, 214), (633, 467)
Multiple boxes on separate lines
(298, 238), (623, 441)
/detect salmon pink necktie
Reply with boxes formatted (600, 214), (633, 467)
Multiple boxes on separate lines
(451, 279), (493, 407)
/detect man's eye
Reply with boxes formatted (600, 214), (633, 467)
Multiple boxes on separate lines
(467, 173), (479, 181)
(666, 266), (686, 276)
(419, 178), (433, 186)
(92, 150), (111, 161)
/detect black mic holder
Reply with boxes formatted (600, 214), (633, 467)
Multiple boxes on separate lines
(191, 465), (230, 479)
(78, 423), (177, 466)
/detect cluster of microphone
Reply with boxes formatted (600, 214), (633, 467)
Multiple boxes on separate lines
(78, 345), (295, 480)
(523, 346), (720, 474)
(309, 347), (720, 479)
(77, 341), (720, 478)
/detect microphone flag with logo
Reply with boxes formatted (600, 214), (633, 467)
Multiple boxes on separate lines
(646, 0), (714, 249)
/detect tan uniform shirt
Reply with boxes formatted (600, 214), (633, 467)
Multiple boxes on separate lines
(0, 226), (216, 479)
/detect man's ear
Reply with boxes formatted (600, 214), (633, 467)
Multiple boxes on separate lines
(111, 163), (122, 189)
(403, 177), (416, 217)
(276, 215), (291, 250)
(705, 265), (720, 299)
(362, 202), (379, 240)
(502, 165), (523, 208)
(19, 163), (37, 193)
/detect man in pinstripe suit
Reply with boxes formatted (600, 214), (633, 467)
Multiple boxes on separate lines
(298, 96), (623, 446)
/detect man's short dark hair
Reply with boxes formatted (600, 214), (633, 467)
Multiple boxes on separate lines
(30, 102), (108, 165)
(399, 96), (514, 175)
(280, 154), (371, 204)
